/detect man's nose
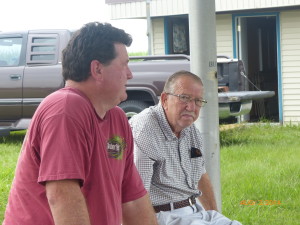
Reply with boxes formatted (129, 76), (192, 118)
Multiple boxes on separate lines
(127, 66), (133, 80)
(185, 100), (196, 111)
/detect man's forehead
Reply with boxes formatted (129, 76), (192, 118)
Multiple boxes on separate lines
(173, 78), (203, 91)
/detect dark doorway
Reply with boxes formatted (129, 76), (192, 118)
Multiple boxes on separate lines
(238, 16), (279, 121)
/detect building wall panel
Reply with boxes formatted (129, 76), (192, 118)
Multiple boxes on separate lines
(282, 89), (300, 95)
(216, 14), (233, 58)
(152, 18), (165, 55)
(284, 100), (300, 106)
(282, 61), (300, 70)
(215, 0), (300, 12)
(110, 1), (146, 19)
(282, 67), (300, 73)
(109, 0), (300, 19)
(282, 78), (300, 84)
(284, 118), (300, 125)
(284, 106), (300, 111)
(280, 9), (300, 123)
(282, 48), (300, 55)
(284, 111), (300, 116)
(280, 71), (300, 78)
(283, 94), (300, 100)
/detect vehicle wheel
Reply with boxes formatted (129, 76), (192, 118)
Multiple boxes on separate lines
(119, 100), (151, 119)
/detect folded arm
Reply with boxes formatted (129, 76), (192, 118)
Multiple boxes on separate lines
(46, 179), (91, 225)
(122, 193), (158, 225)
(198, 173), (218, 211)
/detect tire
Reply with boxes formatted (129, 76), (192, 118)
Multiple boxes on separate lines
(119, 100), (151, 119)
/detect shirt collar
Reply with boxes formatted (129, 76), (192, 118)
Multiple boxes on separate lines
(154, 103), (190, 140)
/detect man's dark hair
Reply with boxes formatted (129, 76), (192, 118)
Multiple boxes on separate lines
(62, 22), (132, 82)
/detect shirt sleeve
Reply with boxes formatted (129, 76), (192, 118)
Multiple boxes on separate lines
(37, 114), (91, 185)
(134, 140), (155, 191)
(129, 115), (159, 192)
(121, 117), (147, 203)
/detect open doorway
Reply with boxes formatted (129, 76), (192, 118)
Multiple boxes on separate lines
(235, 15), (279, 122)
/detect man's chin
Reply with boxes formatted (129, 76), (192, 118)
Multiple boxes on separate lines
(117, 94), (128, 106)
(120, 94), (128, 103)
(179, 119), (194, 128)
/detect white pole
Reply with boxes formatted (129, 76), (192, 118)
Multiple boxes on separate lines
(146, 0), (152, 55)
(189, 0), (221, 211)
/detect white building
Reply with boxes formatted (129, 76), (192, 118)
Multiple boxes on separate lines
(106, 0), (300, 124)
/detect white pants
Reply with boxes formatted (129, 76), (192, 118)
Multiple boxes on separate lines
(156, 201), (242, 225)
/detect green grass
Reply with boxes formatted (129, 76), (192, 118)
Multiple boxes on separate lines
(1, 125), (300, 224)
(220, 123), (300, 224)
(129, 51), (148, 56)
(0, 131), (25, 222)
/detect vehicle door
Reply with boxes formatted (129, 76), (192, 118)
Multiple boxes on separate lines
(22, 32), (66, 117)
(0, 34), (26, 121)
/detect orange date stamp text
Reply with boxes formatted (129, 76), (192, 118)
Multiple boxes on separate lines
(240, 200), (281, 206)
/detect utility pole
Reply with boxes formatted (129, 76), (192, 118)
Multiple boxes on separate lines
(146, 0), (152, 55)
(189, 0), (221, 211)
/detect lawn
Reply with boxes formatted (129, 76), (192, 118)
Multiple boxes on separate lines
(220, 123), (300, 224)
(0, 131), (24, 222)
(1, 124), (299, 224)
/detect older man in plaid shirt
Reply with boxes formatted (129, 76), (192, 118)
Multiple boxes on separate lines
(129, 70), (242, 225)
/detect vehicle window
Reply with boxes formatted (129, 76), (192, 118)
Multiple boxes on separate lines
(31, 54), (55, 61)
(32, 46), (56, 52)
(28, 36), (58, 63)
(0, 37), (22, 67)
(32, 37), (56, 44)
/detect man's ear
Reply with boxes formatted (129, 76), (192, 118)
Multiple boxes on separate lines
(90, 60), (104, 82)
(161, 92), (168, 109)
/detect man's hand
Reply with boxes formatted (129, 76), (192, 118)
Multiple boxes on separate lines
(46, 179), (91, 225)
(122, 193), (158, 225)
(198, 173), (218, 211)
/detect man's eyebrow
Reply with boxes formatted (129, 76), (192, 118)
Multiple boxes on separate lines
(181, 94), (204, 100)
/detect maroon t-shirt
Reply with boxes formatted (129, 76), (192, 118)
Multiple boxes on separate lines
(4, 87), (147, 225)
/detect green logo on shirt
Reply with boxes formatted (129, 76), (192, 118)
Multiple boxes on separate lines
(107, 135), (126, 160)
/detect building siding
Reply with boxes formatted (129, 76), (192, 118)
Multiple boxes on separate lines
(109, 0), (188, 18)
(109, 0), (300, 19)
(280, 9), (300, 123)
(216, 14), (234, 58)
(152, 18), (165, 55)
(150, 0), (188, 17)
(110, 1), (146, 19)
(215, 0), (300, 12)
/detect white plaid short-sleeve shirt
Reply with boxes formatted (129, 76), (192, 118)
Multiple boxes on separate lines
(129, 103), (206, 206)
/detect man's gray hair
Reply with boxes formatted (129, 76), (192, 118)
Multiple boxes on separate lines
(163, 70), (203, 93)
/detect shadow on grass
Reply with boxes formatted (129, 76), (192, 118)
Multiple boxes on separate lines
(0, 130), (26, 144)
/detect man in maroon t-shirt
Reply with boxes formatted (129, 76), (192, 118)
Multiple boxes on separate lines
(3, 22), (158, 225)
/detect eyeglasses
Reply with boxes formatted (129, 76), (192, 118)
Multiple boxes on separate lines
(166, 93), (207, 107)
